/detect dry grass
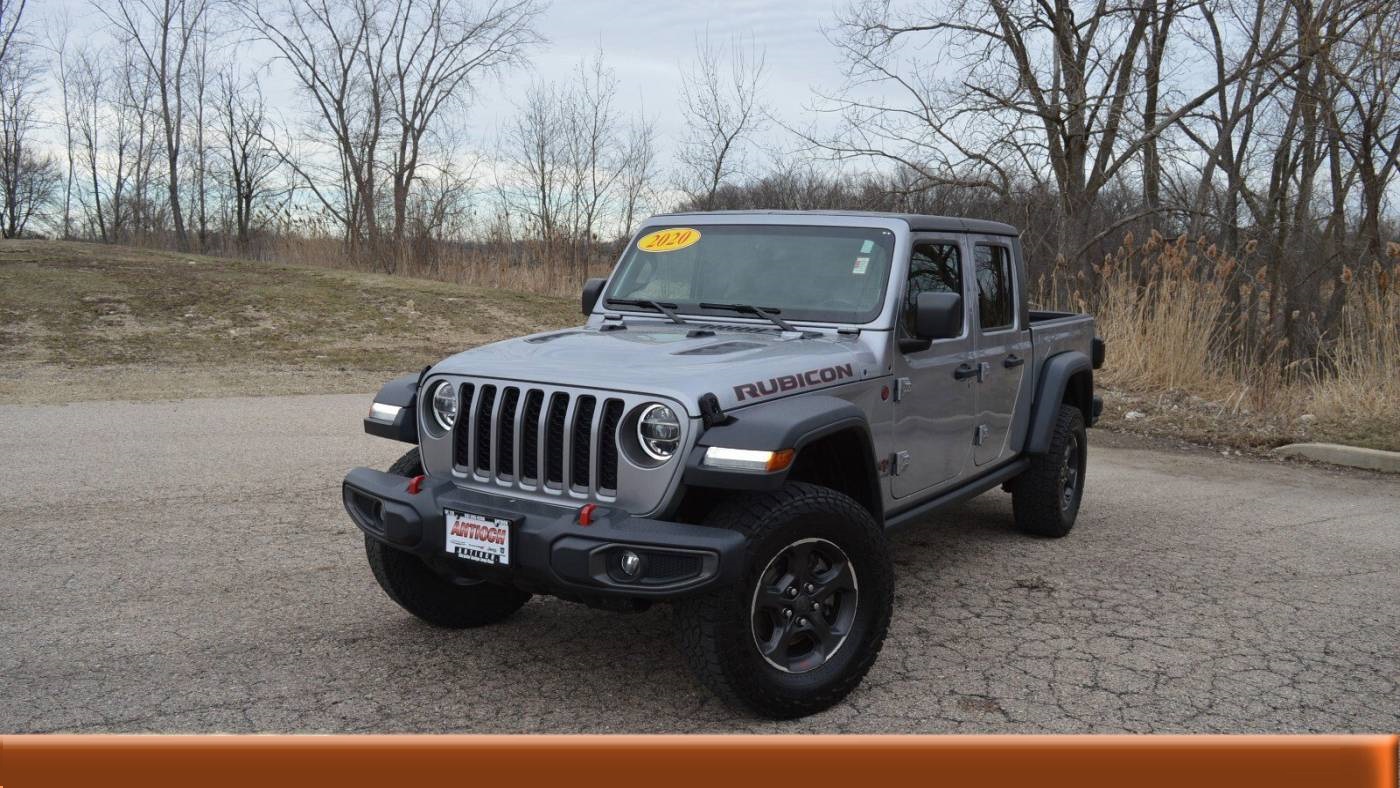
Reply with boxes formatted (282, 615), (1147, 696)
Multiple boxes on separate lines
(0, 239), (576, 403)
(264, 234), (617, 297)
(1036, 234), (1400, 451)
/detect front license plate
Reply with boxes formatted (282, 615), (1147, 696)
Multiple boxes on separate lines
(444, 509), (511, 566)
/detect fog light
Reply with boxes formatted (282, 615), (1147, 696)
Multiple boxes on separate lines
(619, 550), (642, 578)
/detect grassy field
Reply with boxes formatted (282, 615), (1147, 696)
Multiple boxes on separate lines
(0, 240), (576, 404)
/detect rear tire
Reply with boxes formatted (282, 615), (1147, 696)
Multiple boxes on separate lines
(1012, 404), (1087, 537)
(364, 448), (531, 629)
(672, 483), (893, 719)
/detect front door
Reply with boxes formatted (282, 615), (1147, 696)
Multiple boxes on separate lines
(970, 241), (1032, 466)
(890, 236), (977, 498)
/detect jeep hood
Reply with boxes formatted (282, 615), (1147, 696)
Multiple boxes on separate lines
(429, 321), (882, 415)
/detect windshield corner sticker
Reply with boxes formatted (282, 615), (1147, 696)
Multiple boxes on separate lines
(859, 239), (874, 253)
(734, 363), (855, 402)
(852, 256), (870, 275)
(638, 227), (701, 253)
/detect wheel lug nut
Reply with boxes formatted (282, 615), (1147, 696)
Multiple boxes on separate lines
(786, 587), (797, 597)
(783, 608), (793, 618)
(797, 617), (808, 627)
(804, 583), (815, 593)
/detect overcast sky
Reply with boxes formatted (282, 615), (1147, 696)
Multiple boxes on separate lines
(44, 0), (855, 169)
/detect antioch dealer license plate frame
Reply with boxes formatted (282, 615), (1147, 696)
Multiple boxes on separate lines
(444, 509), (513, 566)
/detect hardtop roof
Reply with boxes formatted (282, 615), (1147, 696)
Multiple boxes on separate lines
(646, 209), (1020, 237)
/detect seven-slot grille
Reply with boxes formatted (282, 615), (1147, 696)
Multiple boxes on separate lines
(452, 382), (628, 499)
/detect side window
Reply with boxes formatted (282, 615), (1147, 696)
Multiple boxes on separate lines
(902, 241), (962, 338)
(975, 245), (1015, 331)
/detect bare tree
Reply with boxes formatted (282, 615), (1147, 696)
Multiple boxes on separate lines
(677, 33), (766, 210)
(0, 0), (27, 70)
(618, 112), (656, 241)
(68, 44), (107, 240)
(113, 47), (160, 240)
(817, 0), (1338, 262)
(1331, 2), (1400, 263)
(506, 80), (565, 242)
(215, 70), (279, 252)
(503, 79), (567, 274)
(562, 50), (624, 280)
(382, 0), (542, 256)
(1140, 0), (1182, 230)
(0, 46), (58, 237)
(242, 0), (384, 255)
(48, 24), (76, 237)
(98, 0), (213, 250)
(188, 10), (214, 247)
(244, 0), (542, 271)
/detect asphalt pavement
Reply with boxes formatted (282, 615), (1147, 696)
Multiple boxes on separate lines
(2, 393), (1396, 733)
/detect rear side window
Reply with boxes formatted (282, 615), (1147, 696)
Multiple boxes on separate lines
(902, 241), (962, 338)
(975, 245), (1015, 331)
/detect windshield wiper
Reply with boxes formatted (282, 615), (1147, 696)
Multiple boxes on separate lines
(604, 298), (689, 325)
(698, 302), (798, 333)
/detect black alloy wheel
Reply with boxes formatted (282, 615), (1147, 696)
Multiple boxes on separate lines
(750, 537), (860, 674)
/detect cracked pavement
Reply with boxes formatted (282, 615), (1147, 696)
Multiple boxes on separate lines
(1, 393), (1397, 733)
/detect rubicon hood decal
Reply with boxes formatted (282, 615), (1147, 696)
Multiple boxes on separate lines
(733, 363), (856, 402)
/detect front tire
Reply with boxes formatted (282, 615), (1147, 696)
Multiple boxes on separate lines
(672, 483), (893, 719)
(1012, 404), (1087, 537)
(364, 449), (531, 629)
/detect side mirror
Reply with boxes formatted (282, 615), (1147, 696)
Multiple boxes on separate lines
(915, 291), (962, 340)
(581, 277), (607, 315)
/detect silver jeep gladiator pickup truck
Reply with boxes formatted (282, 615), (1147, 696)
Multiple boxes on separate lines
(343, 210), (1105, 718)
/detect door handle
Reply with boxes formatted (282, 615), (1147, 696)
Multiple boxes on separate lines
(954, 363), (978, 381)
(1003, 355), (1025, 368)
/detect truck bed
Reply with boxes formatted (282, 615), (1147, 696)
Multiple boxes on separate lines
(1028, 310), (1096, 375)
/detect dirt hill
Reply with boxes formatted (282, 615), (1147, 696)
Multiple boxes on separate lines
(0, 240), (576, 404)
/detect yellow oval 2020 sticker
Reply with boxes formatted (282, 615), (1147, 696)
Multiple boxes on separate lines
(638, 227), (701, 253)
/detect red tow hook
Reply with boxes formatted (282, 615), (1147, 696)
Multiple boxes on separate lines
(406, 475), (426, 495)
(577, 503), (597, 526)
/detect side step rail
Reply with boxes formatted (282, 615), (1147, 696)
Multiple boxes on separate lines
(883, 458), (1030, 532)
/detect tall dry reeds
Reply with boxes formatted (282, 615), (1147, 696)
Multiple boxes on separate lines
(1035, 233), (1400, 432)
(1306, 251), (1400, 427)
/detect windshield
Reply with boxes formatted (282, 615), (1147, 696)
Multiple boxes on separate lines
(603, 224), (897, 324)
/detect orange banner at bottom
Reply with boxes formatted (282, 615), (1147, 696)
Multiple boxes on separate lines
(1, 734), (1395, 788)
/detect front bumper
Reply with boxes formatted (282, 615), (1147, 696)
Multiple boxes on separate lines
(342, 468), (745, 602)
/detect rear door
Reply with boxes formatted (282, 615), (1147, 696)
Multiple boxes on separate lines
(890, 235), (977, 497)
(970, 240), (1032, 466)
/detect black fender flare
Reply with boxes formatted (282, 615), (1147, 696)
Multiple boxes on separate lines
(682, 394), (879, 499)
(363, 372), (422, 443)
(1024, 351), (1093, 454)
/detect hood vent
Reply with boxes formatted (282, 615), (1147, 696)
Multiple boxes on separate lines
(674, 341), (766, 356)
(689, 322), (778, 334)
(525, 330), (582, 343)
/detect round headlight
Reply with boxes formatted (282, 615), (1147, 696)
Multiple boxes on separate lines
(637, 403), (681, 461)
(429, 381), (458, 431)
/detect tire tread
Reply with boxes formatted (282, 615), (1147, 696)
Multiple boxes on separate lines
(673, 483), (893, 719)
(1012, 404), (1085, 537)
(365, 448), (531, 629)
